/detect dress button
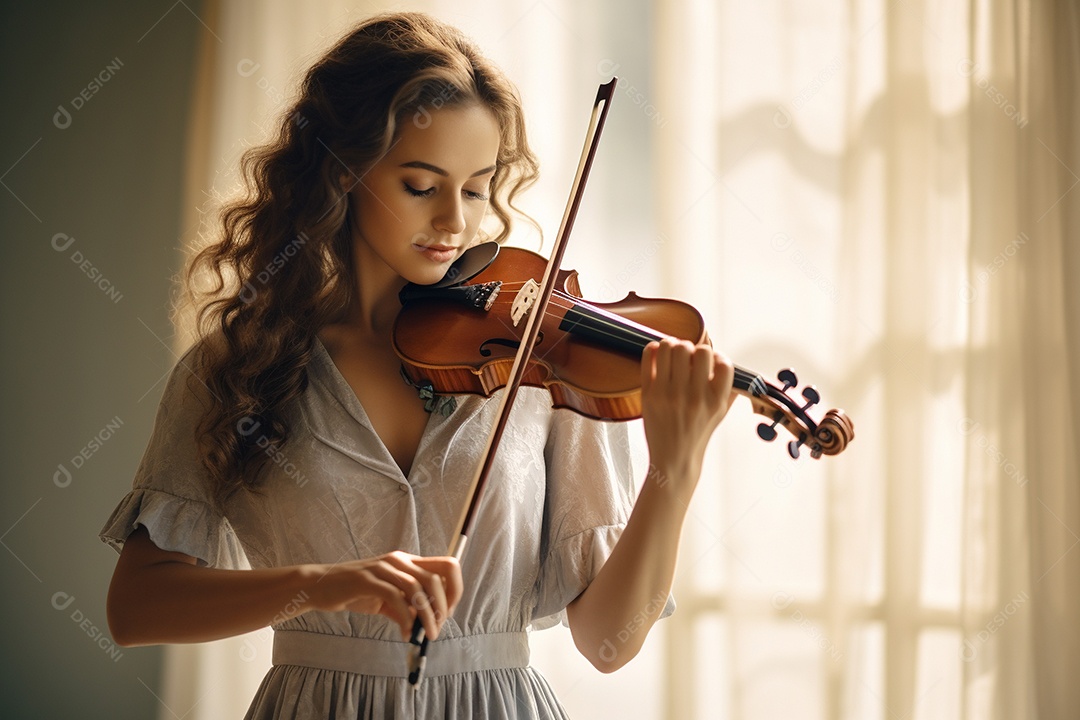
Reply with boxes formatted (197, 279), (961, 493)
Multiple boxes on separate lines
(400, 484), (409, 492)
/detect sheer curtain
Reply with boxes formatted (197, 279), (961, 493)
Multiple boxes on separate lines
(163, 1), (1078, 718)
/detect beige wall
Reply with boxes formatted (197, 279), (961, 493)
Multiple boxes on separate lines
(0, 2), (204, 717)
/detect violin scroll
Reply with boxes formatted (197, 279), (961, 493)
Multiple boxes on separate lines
(747, 368), (854, 460)
(811, 409), (855, 457)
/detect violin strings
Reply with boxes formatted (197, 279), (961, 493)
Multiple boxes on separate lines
(487, 287), (690, 350)
(486, 289), (661, 348)
(467, 285), (761, 391)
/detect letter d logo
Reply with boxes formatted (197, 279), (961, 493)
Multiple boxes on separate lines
(239, 639), (258, 662)
(237, 417), (261, 436)
(53, 105), (72, 129)
(54, 463), (72, 488)
(236, 59), (261, 77)
(52, 591), (75, 611)
(52, 233), (75, 252)
(773, 105), (792, 129)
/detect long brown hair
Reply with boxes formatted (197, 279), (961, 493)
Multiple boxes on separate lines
(183, 12), (539, 504)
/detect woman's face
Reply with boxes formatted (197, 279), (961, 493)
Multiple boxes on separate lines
(346, 103), (501, 286)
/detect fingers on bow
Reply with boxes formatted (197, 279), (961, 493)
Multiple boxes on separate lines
(365, 553), (462, 641)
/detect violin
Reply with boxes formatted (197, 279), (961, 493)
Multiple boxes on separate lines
(398, 78), (853, 686)
(394, 243), (854, 460)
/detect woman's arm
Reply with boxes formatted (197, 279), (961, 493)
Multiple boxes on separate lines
(566, 338), (734, 672)
(107, 526), (462, 647)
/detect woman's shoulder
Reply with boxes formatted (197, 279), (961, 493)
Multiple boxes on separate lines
(158, 330), (229, 409)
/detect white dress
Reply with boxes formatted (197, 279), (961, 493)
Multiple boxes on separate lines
(100, 337), (673, 719)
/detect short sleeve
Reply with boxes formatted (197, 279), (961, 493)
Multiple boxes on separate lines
(98, 344), (247, 569)
(530, 411), (675, 629)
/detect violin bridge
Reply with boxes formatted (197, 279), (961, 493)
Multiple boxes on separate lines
(510, 278), (539, 327)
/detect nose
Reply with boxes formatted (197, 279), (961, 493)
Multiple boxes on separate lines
(432, 193), (466, 235)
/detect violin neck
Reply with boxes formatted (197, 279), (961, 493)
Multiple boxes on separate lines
(556, 297), (765, 398)
(557, 299), (663, 354)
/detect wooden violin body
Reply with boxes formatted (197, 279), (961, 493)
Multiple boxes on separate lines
(395, 245), (703, 420)
(394, 245), (854, 459)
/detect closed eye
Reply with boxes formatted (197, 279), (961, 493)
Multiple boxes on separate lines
(403, 182), (435, 198)
(406, 181), (489, 202)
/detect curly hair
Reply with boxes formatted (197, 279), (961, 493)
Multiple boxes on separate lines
(183, 12), (540, 505)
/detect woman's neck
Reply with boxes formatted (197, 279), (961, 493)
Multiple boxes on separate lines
(346, 241), (407, 339)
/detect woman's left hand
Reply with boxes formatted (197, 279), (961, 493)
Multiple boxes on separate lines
(640, 338), (735, 501)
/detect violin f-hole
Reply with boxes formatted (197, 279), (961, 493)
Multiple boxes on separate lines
(478, 332), (545, 358)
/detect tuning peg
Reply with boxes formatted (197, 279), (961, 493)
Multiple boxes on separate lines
(777, 369), (798, 392)
(788, 439), (803, 459)
(757, 420), (779, 442)
(797, 386), (820, 414)
(758, 411), (785, 442)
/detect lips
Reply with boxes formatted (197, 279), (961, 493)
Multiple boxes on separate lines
(413, 243), (459, 263)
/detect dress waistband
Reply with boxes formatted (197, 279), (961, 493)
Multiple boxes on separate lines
(272, 630), (530, 678)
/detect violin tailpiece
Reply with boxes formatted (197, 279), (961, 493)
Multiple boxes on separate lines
(398, 281), (502, 311)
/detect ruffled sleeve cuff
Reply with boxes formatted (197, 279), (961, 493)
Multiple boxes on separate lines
(530, 523), (676, 631)
(99, 487), (248, 570)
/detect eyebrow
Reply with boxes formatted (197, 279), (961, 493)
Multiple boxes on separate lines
(399, 161), (497, 178)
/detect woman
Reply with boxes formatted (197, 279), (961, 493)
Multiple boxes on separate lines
(102, 11), (734, 718)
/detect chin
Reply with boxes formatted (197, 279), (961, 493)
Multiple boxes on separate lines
(400, 262), (452, 287)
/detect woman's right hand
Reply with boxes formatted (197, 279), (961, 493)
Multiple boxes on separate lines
(108, 528), (463, 647)
(303, 552), (463, 641)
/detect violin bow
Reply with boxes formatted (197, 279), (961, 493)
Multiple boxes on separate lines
(407, 78), (619, 687)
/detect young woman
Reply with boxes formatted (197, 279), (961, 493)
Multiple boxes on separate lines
(101, 11), (734, 719)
